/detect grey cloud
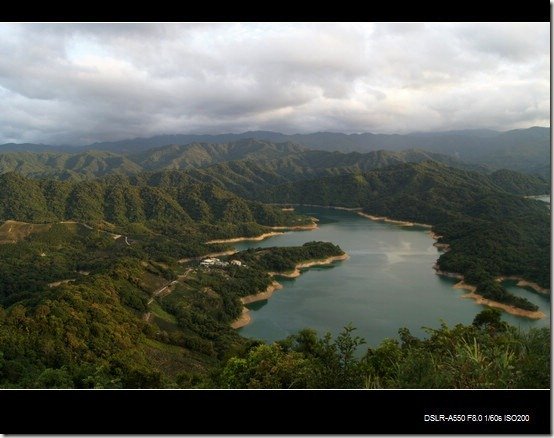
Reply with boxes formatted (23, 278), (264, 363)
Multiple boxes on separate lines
(453, 23), (550, 62)
(0, 22), (548, 145)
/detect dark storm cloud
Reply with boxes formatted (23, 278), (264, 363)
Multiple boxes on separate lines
(0, 23), (549, 145)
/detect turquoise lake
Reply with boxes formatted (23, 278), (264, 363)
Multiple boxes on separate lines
(234, 206), (550, 346)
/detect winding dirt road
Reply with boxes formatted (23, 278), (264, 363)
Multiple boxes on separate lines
(143, 268), (193, 322)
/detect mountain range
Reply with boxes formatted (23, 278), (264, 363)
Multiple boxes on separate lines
(0, 126), (549, 178)
(0, 139), (487, 181)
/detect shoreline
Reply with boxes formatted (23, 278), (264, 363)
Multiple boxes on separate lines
(433, 265), (547, 320)
(433, 264), (464, 280)
(357, 212), (433, 228)
(433, 266), (550, 297)
(428, 231), (451, 252)
(268, 222), (319, 231)
(205, 220), (319, 244)
(231, 307), (252, 329)
(267, 203), (362, 212)
(206, 232), (284, 244)
(269, 253), (350, 279)
(433, 242), (451, 252)
(231, 253), (349, 329)
(428, 219), (550, 317)
(495, 276), (550, 295)
(460, 288), (546, 320)
(240, 280), (284, 305)
(231, 281), (284, 329)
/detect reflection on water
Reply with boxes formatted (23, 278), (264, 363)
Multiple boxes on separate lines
(235, 207), (550, 346)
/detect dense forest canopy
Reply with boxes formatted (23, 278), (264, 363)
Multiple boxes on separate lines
(0, 171), (308, 228)
(0, 137), (549, 186)
(216, 313), (549, 389)
(1, 126), (549, 177)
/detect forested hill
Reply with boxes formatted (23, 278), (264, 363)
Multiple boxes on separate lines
(0, 171), (304, 228)
(487, 169), (551, 196)
(129, 139), (305, 170)
(188, 157), (548, 201)
(260, 161), (551, 307)
(120, 125), (550, 178)
(129, 143), (481, 174)
(0, 140), (483, 180)
(0, 150), (143, 180)
(259, 161), (551, 212)
(3, 126), (547, 176)
(0, 139), (303, 180)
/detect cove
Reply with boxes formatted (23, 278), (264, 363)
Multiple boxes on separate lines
(234, 206), (550, 346)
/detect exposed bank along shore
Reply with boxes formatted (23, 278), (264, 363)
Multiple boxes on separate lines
(429, 220), (549, 320)
(206, 221), (319, 244)
(357, 212), (433, 228)
(495, 276), (550, 295)
(268, 203), (363, 212)
(231, 253), (349, 329)
(206, 232), (285, 244)
(432, 265), (547, 320)
(268, 253), (350, 279)
(230, 281), (283, 329)
(426, 231), (549, 298)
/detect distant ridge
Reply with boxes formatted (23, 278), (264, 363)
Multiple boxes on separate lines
(0, 140), (488, 181)
(0, 126), (549, 177)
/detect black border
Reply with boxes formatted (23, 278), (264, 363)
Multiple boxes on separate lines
(0, 0), (550, 22)
(0, 2), (550, 437)
(0, 389), (550, 434)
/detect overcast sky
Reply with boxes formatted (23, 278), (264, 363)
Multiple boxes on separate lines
(0, 22), (549, 145)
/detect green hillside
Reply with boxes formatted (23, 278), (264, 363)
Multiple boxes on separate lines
(2, 126), (549, 177)
(0, 171), (305, 229)
(260, 161), (549, 211)
(130, 139), (305, 170)
(0, 141), (492, 182)
(0, 150), (142, 180)
(0, 226), (344, 388)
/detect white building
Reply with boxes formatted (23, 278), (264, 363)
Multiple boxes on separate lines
(200, 257), (231, 267)
(200, 258), (220, 266)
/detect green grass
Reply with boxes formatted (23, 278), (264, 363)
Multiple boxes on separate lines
(150, 301), (177, 324)
(142, 337), (186, 354)
(0, 220), (52, 243)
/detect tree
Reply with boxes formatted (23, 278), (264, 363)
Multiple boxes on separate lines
(472, 308), (506, 331)
(219, 344), (316, 389)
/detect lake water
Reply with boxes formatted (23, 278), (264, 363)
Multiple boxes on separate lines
(234, 206), (550, 346)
